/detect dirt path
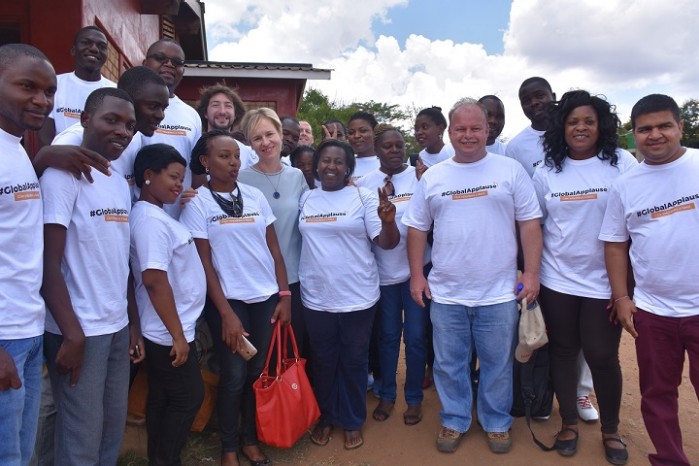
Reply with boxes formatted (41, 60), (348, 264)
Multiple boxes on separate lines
(121, 332), (699, 465)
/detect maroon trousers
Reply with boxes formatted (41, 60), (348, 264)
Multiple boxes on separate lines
(634, 309), (699, 466)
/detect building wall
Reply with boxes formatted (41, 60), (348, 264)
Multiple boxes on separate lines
(179, 76), (304, 117)
(82, 0), (160, 69)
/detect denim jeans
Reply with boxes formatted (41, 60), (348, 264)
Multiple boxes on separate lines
(205, 296), (277, 453)
(44, 327), (129, 466)
(377, 280), (427, 406)
(0, 336), (43, 466)
(430, 300), (518, 433)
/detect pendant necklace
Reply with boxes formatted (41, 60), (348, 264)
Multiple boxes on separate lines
(254, 164), (282, 199)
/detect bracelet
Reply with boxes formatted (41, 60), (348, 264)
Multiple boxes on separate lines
(278, 290), (291, 297)
(613, 295), (630, 304)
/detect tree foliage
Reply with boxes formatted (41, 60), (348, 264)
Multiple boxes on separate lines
(680, 99), (699, 148)
(298, 89), (420, 155)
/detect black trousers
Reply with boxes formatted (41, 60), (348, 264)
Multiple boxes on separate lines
(538, 286), (622, 433)
(144, 339), (203, 466)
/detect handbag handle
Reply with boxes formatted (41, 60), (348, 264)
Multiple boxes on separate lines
(281, 323), (300, 361)
(260, 321), (283, 378)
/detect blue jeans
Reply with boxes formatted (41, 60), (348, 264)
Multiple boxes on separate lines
(0, 336), (43, 466)
(44, 327), (129, 466)
(431, 300), (518, 433)
(377, 280), (427, 406)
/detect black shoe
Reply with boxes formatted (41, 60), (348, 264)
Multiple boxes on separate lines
(603, 436), (628, 465)
(554, 428), (578, 457)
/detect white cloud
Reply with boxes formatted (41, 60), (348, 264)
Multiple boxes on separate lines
(203, 0), (699, 138)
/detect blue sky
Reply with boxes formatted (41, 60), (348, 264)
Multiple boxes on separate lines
(204, 0), (699, 138)
(371, 0), (511, 55)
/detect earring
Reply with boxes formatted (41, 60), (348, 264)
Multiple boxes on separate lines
(145, 179), (151, 186)
(205, 167), (209, 174)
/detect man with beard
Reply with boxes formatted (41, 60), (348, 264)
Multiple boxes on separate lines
(196, 83), (258, 168)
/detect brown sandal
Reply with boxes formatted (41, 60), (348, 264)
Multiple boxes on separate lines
(344, 430), (364, 449)
(310, 422), (332, 446)
(403, 405), (423, 426)
(372, 400), (394, 422)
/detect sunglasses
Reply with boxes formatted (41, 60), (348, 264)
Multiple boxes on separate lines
(147, 53), (185, 67)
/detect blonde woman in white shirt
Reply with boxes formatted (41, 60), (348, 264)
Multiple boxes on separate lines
(534, 90), (637, 464)
(181, 129), (290, 466)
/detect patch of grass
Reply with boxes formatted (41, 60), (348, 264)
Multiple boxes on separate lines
(117, 449), (147, 466)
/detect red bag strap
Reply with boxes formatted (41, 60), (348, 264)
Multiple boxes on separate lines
(260, 321), (282, 377)
(282, 324), (300, 360)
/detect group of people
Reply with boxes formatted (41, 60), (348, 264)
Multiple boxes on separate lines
(0, 27), (697, 466)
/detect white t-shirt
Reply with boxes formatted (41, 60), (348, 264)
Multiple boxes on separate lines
(419, 143), (454, 168)
(506, 126), (545, 178)
(599, 149), (699, 318)
(142, 95), (202, 219)
(237, 165), (307, 284)
(0, 129), (45, 339)
(49, 72), (116, 134)
(298, 186), (382, 312)
(356, 166), (429, 285)
(180, 184), (278, 303)
(41, 168), (130, 337)
(130, 201), (206, 345)
(487, 139), (508, 156)
(238, 140), (258, 169)
(534, 149), (638, 298)
(351, 156), (380, 182)
(402, 155), (542, 306)
(52, 124), (143, 203)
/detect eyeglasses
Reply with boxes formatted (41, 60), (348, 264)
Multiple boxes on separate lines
(383, 174), (395, 197)
(146, 53), (185, 67)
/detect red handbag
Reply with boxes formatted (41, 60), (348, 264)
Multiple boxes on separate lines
(253, 322), (320, 448)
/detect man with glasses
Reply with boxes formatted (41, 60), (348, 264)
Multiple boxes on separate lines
(142, 39), (202, 219)
(38, 26), (115, 147)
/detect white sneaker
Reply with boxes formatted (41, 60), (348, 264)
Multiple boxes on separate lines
(577, 395), (599, 422)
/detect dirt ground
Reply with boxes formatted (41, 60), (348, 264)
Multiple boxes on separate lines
(120, 332), (699, 465)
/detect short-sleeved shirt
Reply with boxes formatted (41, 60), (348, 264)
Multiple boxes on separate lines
(49, 72), (116, 134)
(130, 201), (206, 345)
(298, 186), (382, 312)
(53, 123), (144, 203)
(357, 166), (429, 285)
(41, 168), (131, 336)
(402, 155), (542, 306)
(141, 95), (202, 219)
(533, 149), (638, 298)
(506, 126), (546, 178)
(180, 184), (278, 303)
(599, 148), (699, 317)
(0, 129), (45, 339)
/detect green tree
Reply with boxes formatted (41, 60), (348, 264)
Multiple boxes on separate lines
(680, 99), (699, 148)
(298, 89), (419, 156)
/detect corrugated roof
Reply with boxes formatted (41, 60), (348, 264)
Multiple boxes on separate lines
(183, 61), (331, 80)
